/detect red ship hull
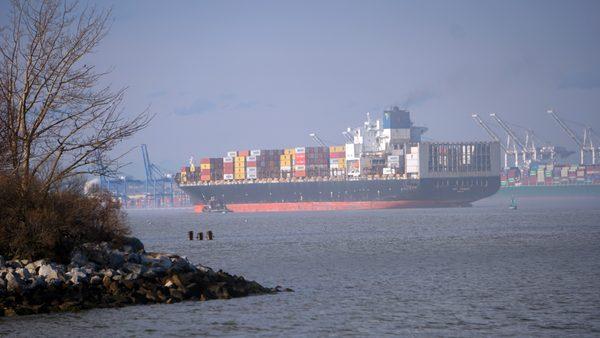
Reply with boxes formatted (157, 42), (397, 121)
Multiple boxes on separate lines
(193, 200), (461, 213)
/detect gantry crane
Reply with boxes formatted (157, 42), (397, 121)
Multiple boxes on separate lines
(547, 109), (596, 165)
(141, 144), (174, 208)
(309, 132), (328, 147)
(489, 113), (536, 166)
(471, 114), (512, 168)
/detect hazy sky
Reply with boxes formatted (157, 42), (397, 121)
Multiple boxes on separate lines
(3, 0), (600, 177)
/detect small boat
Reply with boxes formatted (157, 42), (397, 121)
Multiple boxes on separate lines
(202, 197), (233, 213)
(509, 197), (517, 210)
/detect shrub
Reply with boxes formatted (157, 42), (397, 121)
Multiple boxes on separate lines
(0, 175), (130, 263)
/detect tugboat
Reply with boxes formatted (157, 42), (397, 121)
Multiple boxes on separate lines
(201, 197), (233, 213)
(509, 196), (518, 210)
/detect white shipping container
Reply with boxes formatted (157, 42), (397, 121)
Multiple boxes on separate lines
(387, 155), (400, 162)
(223, 157), (233, 163)
(227, 151), (237, 157)
(406, 165), (419, 174)
(246, 173), (257, 179)
(383, 168), (395, 175)
(247, 156), (257, 162)
(295, 147), (306, 154)
(246, 167), (257, 173)
(345, 143), (358, 159)
(280, 166), (292, 171)
(330, 163), (340, 169)
(294, 165), (306, 171)
(223, 174), (234, 180)
(250, 149), (261, 156)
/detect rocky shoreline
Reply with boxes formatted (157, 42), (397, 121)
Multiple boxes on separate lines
(0, 238), (284, 316)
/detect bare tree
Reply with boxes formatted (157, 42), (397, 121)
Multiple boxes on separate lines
(0, 0), (151, 193)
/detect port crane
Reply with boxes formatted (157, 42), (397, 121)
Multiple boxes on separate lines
(471, 114), (513, 167)
(547, 109), (597, 165)
(309, 133), (328, 147)
(141, 144), (174, 208)
(489, 113), (532, 167)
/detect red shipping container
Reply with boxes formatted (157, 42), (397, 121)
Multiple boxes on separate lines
(294, 170), (306, 177)
(529, 176), (537, 186)
(200, 158), (210, 164)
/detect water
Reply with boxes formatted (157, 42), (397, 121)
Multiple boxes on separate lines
(2, 195), (600, 336)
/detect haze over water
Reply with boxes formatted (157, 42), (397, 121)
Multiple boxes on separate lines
(3, 195), (599, 336)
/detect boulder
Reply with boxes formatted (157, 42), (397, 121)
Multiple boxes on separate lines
(70, 250), (89, 267)
(5, 271), (24, 292)
(108, 251), (125, 269)
(38, 263), (62, 281)
(127, 253), (141, 264)
(122, 263), (146, 276)
(90, 275), (102, 285)
(170, 258), (194, 273)
(25, 262), (37, 274)
(28, 276), (46, 290)
(15, 267), (31, 280)
(68, 268), (88, 285)
(120, 237), (145, 253)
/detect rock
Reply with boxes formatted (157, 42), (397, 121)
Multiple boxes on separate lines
(6, 260), (22, 269)
(122, 263), (145, 275)
(127, 253), (141, 264)
(28, 276), (46, 290)
(142, 266), (166, 279)
(5, 271), (24, 292)
(38, 263), (61, 281)
(81, 243), (107, 265)
(0, 240), (276, 316)
(15, 267), (31, 280)
(0, 255), (5, 267)
(25, 262), (37, 274)
(70, 250), (88, 267)
(68, 268), (88, 285)
(170, 258), (193, 273)
(120, 237), (144, 253)
(108, 251), (125, 269)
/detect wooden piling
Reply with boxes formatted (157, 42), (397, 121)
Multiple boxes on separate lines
(207, 230), (213, 240)
(197, 232), (203, 240)
(188, 231), (193, 240)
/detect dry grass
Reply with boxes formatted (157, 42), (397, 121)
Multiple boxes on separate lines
(0, 175), (130, 263)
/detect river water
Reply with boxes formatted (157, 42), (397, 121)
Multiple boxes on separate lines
(2, 195), (600, 336)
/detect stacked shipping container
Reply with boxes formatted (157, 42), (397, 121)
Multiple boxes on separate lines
(200, 158), (223, 181)
(500, 164), (600, 187)
(329, 146), (346, 176)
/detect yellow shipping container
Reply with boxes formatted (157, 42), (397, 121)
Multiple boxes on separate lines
(284, 148), (295, 155)
(200, 163), (211, 170)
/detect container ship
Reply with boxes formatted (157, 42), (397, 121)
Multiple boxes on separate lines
(176, 107), (502, 212)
